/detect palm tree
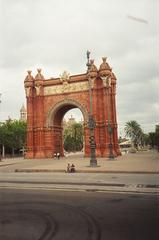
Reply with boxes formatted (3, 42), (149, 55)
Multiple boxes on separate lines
(124, 120), (143, 150)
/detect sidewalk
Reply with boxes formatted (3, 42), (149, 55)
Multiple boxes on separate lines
(0, 150), (159, 174)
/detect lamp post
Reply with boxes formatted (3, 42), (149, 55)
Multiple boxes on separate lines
(86, 50), (97, 167)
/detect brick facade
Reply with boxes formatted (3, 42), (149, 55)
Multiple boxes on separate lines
(24, 58), (121, 158)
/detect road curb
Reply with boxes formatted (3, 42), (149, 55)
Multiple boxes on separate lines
(0, 163), (18, 167)
(0, 182), (158, 195)
(14, 169), (159, 174)
(1, 180), (158, 189)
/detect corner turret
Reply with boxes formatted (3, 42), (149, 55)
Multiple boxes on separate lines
(24, 70), (34, 97)
(89, 59), (98, 78)
(34, 69), (45, 96)
(99, 57), (111, 77)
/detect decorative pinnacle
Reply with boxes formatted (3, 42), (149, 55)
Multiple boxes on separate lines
(25, 70), (33, 82)
(27, 70), (32, 75)
(37, 68), (42, 73)
(102, 57), (107, 63)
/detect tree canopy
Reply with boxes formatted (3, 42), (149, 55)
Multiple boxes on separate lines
(124, 120), (144, 148)
(63, 122), (83, 152)
(148, 125), (159, 150)
(124, 120), (159, 151)
(0, 119), (26, 156)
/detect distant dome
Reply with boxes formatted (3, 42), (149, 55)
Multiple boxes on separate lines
(20, 104), (26, 112)
(20, 104), (27, 121)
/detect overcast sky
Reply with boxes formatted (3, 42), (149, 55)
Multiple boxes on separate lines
(0, 0), (158, 136)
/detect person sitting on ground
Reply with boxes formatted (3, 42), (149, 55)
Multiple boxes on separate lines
(67, 163), (71, 173)
(70, 164), (76, 173)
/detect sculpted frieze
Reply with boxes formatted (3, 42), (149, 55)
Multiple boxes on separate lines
(44, 81), (89, 95)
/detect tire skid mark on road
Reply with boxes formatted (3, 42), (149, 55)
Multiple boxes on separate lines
(0, 201), (101, 240)
(0, 207), (58, 240)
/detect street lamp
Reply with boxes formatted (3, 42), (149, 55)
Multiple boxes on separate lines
(86, 50), (97, 167)
(101, 74), (115, 160)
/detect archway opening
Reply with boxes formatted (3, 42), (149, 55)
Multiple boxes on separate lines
(63, 109), (84, 157)
(48, 100), (87, 158)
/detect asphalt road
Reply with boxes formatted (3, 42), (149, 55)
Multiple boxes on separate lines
(0, 189), (158, 240)
(0, 172), (158, 194)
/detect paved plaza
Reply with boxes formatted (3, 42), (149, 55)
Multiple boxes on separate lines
(0, 149), (159, 174)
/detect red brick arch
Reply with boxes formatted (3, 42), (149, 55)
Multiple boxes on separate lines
(46, 99), (88, 128)
(24, 58), (121, 159)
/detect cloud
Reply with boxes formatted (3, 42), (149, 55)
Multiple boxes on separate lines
(0, 0), (158, 134)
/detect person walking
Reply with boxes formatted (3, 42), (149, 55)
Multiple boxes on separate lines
(57, 152), (60, 159)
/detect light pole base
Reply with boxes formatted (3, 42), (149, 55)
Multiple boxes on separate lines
(108, 155), (115, 160)
(90, 159), (98, 167)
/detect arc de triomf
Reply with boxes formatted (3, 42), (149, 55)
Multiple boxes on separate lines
(24, 56), (120, 158)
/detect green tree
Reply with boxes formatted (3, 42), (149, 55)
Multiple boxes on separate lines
(64, 135), (75, 152)
(148, 125), (159, 151)
(11, 120), (26, 149)
(63, 122), (83, 152)
(155, 125), (159, 151)
(148, 132), (156, 148)
(141, 133), (150, 146)
(0, 119), (26, 157)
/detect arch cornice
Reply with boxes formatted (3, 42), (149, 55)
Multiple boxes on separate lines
(46, 98), (88, 128)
